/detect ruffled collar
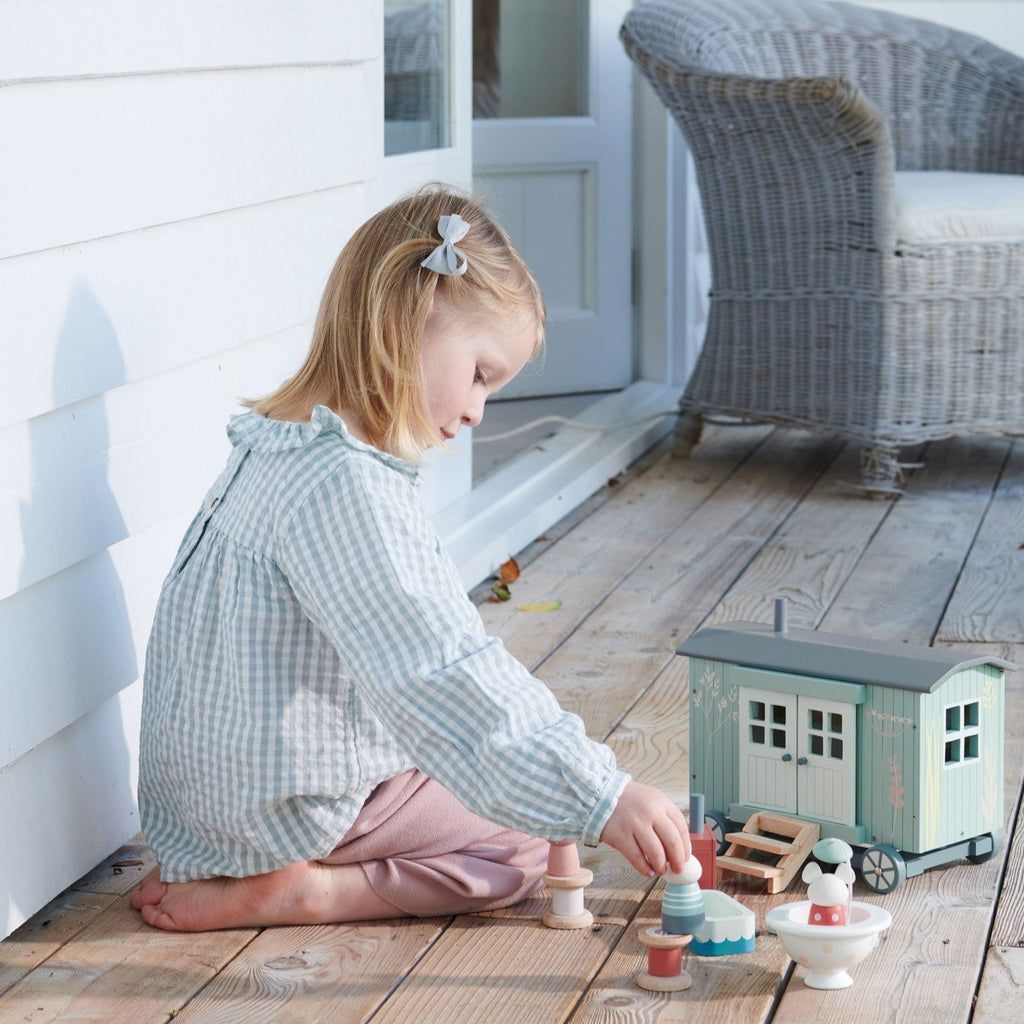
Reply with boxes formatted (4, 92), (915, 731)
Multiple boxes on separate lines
(227, 405), (420, 482)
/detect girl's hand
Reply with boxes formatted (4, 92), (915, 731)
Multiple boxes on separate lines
(599, 781), (692, 876)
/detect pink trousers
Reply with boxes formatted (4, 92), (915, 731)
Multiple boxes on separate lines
(320, 769), (549, 917)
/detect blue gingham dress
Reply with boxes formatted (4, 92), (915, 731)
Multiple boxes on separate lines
(138, 406), (628, 882)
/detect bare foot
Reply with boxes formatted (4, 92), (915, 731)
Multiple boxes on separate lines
(129, 861), (402, 931)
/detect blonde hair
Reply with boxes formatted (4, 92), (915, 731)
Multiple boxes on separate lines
(247, 184), (546, 461)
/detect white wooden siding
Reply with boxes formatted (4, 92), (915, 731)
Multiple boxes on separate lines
(0, 0), (383, 938)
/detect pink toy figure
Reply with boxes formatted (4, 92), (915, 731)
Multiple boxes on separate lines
(542, 841), (594, 929)
(802, 861), (855, 926)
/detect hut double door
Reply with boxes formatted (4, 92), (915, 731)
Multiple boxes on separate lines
(738, 687), (856, 826)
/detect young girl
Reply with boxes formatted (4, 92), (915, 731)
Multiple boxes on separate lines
(130, 185), (691, 932)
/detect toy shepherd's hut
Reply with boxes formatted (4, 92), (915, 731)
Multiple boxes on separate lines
(678, 601), (1014, 892)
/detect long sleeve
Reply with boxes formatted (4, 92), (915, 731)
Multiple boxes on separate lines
(276, 455), (629, 846)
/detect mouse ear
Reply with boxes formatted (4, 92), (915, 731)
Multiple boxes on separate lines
(836, 863), (856, 884)
(802, 863), (822, 883)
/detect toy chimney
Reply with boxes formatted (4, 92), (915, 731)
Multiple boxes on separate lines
(774, 597), (788, 635)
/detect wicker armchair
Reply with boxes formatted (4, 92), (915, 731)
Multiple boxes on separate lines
(621, 0), (1024, 492)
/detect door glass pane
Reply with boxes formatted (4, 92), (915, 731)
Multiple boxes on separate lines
(473, 0), (588, 118)
(385, 1), (452, 155)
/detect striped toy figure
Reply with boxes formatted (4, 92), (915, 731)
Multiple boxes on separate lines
(662, 857), (706, 935)
(636, 857), (706, 992)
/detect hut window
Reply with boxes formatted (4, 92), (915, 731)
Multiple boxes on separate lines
(943, 700), (981, 766)
(748, 699), (790, 747)
(808, 706), (846, 760)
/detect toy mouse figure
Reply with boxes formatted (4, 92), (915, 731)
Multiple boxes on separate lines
(803, 860), (855, 926)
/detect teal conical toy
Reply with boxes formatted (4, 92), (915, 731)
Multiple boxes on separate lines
(662, 857), (705, 935)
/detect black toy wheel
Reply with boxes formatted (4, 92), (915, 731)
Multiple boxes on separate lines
(861, 844), (907, 894)
(704, 810), (729, 855)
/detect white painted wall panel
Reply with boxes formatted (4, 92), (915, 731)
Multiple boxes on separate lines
(4, 322), (312, 600)
(1, 63), (369, 259)
(0, 186), (363, 431)
(0, 0), (378, 79)
(0, 512), (187, 767)
(0, 682), (142, 937)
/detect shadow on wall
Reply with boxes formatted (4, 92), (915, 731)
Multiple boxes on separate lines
(5, 282), (137, 932)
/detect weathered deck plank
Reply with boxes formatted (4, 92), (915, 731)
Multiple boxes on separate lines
(698, 440), (897, 630)
(531, 430), (843, 742)
(478, 424), (774, 670)
(170, 916), (448, 1024)
(939, 439), (1024, 644)
(825, 436), (1013, 645)
(0, 897), (256, 1024)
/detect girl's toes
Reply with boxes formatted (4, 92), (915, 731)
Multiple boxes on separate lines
(129, 869), (167, 909)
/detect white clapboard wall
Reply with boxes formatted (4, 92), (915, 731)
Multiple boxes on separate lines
(0, 1), (385, 939)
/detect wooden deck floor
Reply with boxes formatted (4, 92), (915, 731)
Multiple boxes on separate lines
(2, 423), (1023, 1023)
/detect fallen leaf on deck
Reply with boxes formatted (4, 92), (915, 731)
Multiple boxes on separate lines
(490, 583), (513, 602)
(498, 556), (520, 585)
(516, 601), (563, 612)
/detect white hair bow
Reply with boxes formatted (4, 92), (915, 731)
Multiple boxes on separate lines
(420, 214), (471, 276)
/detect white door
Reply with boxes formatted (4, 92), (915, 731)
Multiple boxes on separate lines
(739, 689), (798, 814)
(739, 687), (857, 826)
(471, 0), (633, 398)
(798, 696), (856, 826)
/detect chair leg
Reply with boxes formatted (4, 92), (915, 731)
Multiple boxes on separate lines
(673, 412), (703, 457)
(858, 445), (903, 497)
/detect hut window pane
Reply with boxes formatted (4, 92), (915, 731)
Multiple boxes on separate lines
(771, 729), (786, 748)
(810, 734), (824, 756)
(772, 705), (787, 725)
(808, 709), (823, 731)
(750, 724), (765, 745)
(829, 737), (844, 759)
(943, 699), (981, 767)
(749, 701), (766, 721)
(828, 713), (842, 733)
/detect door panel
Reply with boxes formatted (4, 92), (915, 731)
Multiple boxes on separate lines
(472, 0), (632, 398)
(799, 697), (857, 825)
(739, 688), (798, 814)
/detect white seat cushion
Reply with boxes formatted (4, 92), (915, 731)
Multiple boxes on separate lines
(892, 170), (1024, 245)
